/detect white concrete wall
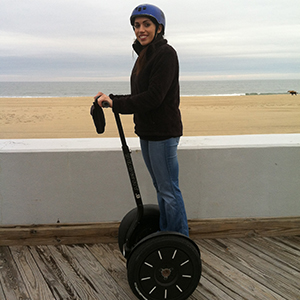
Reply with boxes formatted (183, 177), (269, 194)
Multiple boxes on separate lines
(1, 134), (299, 225)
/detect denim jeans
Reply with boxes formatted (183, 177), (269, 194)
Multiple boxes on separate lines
(140, 137), (189, 236)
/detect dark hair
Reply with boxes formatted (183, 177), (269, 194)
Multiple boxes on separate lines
(135, 35), (163, 75)
(149, 16), (165, 35)
(134, 18), (164, 75)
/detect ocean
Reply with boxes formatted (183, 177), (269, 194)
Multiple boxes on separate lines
(0, 79), (299, 98)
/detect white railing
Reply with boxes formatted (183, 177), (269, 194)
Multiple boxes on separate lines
(1, 134), (299, 225)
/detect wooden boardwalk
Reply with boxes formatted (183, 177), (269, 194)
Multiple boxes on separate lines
(0, 235), (299, 300)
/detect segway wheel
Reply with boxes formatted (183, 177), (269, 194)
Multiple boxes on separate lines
(118, 204), (160, 257)
(127, 232), (201, 300)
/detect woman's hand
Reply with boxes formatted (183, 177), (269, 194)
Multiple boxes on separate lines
(94, 92), (113, 108)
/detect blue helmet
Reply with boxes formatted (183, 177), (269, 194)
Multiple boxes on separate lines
(130, 4), (165, 31)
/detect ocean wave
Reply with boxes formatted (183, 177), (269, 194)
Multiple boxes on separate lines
(245, 92), (288, 96)
(0, 80), (298, 98)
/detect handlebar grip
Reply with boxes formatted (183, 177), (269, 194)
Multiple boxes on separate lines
(102, 101), (110, 108)
(95, 95), (110, 108)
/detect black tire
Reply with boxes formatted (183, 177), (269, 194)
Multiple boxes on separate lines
(118, 204), (160, 257)
(127, 232), (201, 300)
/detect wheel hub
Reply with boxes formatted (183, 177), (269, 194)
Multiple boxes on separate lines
(160, 267), (173, 280)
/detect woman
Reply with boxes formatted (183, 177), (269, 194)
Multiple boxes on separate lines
(95, 4), (189, 236)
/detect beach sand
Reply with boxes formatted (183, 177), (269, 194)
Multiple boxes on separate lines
(0, 94), (299, 139)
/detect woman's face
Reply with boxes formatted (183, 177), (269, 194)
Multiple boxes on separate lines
(133, 17), (162, 46)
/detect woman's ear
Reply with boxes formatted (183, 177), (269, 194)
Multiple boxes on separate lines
(157, 24), (163, 34)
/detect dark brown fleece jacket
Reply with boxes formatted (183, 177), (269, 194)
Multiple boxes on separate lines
(111, 37), (182, 140)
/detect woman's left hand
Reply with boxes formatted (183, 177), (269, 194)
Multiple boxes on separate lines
(94, 92), (113, 108)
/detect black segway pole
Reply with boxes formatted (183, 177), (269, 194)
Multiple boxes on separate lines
(113, 112), (144, 220)
(102, 101), (144, 253)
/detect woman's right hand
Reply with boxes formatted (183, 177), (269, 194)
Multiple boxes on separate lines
(94, 92), (113, 108)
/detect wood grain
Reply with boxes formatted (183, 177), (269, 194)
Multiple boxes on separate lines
(0, 235), (299, 300)
(1, 217), (299, 246)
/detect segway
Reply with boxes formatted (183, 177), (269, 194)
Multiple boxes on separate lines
(91, 99), (202, 300)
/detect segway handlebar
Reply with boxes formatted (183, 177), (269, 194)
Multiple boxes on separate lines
(102, 101), (110, 108)
(94, 95), (110, 108)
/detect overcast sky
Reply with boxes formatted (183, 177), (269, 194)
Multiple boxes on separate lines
(1, 0), (300, 81)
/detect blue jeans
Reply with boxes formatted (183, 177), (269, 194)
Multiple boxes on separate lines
(140, 137), (189, 236)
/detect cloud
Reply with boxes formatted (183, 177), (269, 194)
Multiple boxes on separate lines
(1, 0), (300, 81)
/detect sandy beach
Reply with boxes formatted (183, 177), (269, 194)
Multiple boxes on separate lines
(0, 94), (299, 139)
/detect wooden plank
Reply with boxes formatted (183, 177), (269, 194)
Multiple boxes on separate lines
(29, 245), (77, 299)
(273, 236), (300, 253)
(0, 222), (119, 246)
(1, 237), (299, 300)
(0, 283), (5, 300)
(46, 244), (104, 299)
(197, 238), (288, 300)
(195, 276), (235, 300)
(197, 244), (259, 300)
(239, 237), (300, 276)
(189, 217), (300, 239)
(264, 237), (300, 262)
(224, 238), (300, 290)
(198, 238), (294, 299)
(64, 244), (132, 299)
(88, 243), (133, 297)
(1, 217), (300, 246)
(264, 236), (300, 264)
(9, 245), (55, 300)
(187, 288), (211, 300)
(199, 263), (244, 300)
(0, 246), (30, 300)
(288, 235), (300, 243)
